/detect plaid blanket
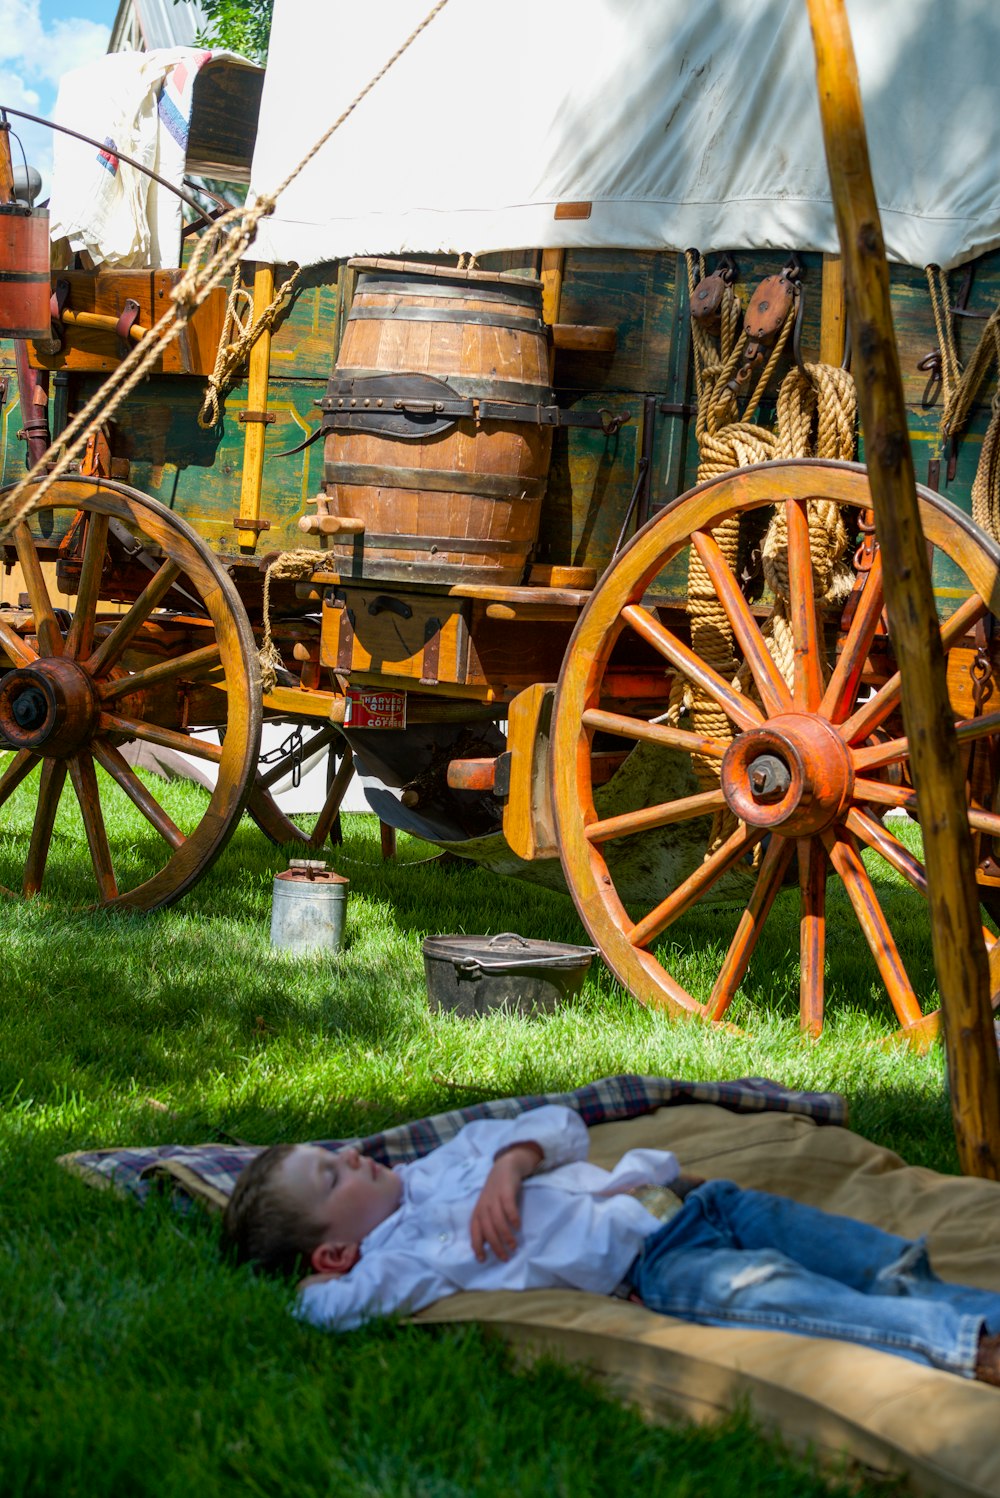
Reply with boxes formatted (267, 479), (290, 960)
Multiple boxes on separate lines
(57, 1074), (847, 1213)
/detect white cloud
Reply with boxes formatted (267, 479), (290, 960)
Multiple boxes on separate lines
(0, 0), (109, 193)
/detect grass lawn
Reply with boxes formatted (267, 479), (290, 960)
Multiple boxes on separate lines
(0, 769), (959, 1497)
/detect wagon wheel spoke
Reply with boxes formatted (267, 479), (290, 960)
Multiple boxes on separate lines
(99, 642), (223, 703)
(92, 739), (185, 851)
(582, 707), (727, 759)
(621, 602), (765, 732)
(85, 558), (182, 678)
(852, 733), (910, 773)
(0, 748), (39, 809)
(797, 836), (828, 1037)
(784, 498), (823, 711)
(98, 712), (224, 763)
(854, 776), (1000, 840)
(820, 549), (884, 723)
(0, 616), (37, 668)
(845, 805), (928, 892)
(849, 796), (1000, 991)
(691, 530), (791, 717)
(67, 750), (118, 902)
(64, 512), (109, 661)
(257, 724), (339, 791)
(23, 756), (67, 895)
(586, 788), (726, 846)
(708, 833), (795, 1020)
(822, 825), (924, 1030)
(13, 523), (62, 658)
(841, 592), (986, 745)
(309, 751), (356, 849)
(628, 821), (765, 950)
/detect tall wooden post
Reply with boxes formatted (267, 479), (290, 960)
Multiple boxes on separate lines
(237, 262), (275, 553)
(806, 0), (1000, 1175)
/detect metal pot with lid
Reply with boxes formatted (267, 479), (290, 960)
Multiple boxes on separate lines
(422, 931), (598, 1017)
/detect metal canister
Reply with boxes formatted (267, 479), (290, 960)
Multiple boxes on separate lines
(269, 859), (349, 955)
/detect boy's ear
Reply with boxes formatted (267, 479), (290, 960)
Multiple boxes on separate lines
(310, 1239), (360, 1276)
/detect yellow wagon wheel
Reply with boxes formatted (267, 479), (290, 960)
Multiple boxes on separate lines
(0, 477), (262, 910)
(551, 459), (1000, 1045)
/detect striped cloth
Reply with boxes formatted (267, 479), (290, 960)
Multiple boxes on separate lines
(57, 1075), (847, 1214)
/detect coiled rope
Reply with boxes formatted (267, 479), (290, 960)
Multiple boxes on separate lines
(675, 253), (855, 856)
(927, 264), (1000, 543)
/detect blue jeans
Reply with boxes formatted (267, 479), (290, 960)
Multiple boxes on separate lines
(631, 1180), (1000, 1376)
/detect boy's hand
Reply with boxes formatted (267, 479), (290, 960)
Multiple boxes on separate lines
(470, 1142), (543, 1262)
(673, 1173), (706, 1198)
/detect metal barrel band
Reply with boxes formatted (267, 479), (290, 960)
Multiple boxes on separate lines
(323, 461), (547, 501)
(347, 305), (545, 333)
(328, 531), (521, 554)
(353, 274), (543, 307)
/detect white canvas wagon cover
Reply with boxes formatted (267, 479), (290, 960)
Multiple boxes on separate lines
(248, 0), (1000, 273)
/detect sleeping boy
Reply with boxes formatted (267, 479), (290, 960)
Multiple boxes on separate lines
(222, 1102), (1000, 1384)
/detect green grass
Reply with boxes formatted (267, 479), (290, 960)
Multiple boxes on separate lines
(0, 770), (953, 1496)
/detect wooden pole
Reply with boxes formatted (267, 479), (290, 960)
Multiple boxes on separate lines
(237, 262), (275, 553)
(806, 0), (1000, 1175)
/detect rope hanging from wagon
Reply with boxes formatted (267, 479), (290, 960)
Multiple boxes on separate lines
(0, 0), (452, 546)
(675, 253), (855, 856)
(673, 254), (781, 794)
(757, 364), (856, 692)
(258, 549), (326, 694)
(197, 264), (302, 429)
(926, 265), (1000, 544)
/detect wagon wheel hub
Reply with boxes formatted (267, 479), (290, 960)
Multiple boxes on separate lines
(722, 712), (854, 836)
(0, 658), (99, 757)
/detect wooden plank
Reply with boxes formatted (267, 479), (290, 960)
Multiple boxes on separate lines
(27, 270), (229, 376)
(820, 254), (847, 365)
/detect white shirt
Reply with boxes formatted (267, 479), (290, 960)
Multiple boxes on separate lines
(298, 1104), (678, 1331)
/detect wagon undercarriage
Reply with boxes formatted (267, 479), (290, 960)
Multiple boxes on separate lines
(3, 454), (1000, 1052)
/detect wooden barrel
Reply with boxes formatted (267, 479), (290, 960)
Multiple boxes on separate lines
(0, 209), (50, 338)
(322, 259), (554, 585)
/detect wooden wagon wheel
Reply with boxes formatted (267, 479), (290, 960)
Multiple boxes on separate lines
(551, 458), (1000, 1045)
(0, 477), (262, 910)
(246, 722), (355, 849)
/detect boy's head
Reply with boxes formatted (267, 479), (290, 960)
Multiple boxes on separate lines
(221, 1143), (403, 1279)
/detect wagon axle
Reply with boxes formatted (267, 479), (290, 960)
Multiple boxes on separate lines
(0, 658), (99, 756)
(723, 714), (853, 836)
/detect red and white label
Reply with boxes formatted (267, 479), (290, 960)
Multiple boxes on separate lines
(343, 688), (407, 730)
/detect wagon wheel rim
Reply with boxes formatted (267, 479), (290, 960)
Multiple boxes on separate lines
(0, 476), (262, 910)
(551, 458), (1000, 1046)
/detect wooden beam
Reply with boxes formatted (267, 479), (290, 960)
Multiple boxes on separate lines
(806, 0), (1000, 1176)
(237, 263), (275, 553)
(819, 253), (847, 366)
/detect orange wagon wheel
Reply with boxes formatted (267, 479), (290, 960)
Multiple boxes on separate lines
(551, 458), (1000, 1046)
(0, 476), (262, 910)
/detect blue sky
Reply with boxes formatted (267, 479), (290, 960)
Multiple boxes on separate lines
(1, 0), (114, 191)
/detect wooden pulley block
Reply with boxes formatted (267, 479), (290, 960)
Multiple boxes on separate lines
(733, 271), (798, 388)
(689, 271), (730, 334)
(744, 273), (797, 346)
